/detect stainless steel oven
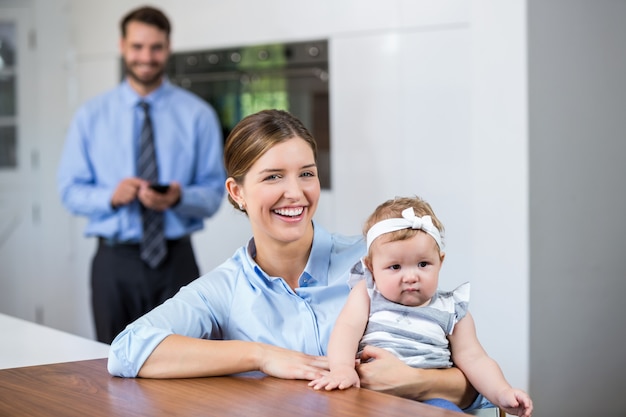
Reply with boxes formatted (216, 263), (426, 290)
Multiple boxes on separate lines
(165, 40), (331, 189)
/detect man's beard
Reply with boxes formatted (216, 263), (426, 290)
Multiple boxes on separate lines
(123, 61), (165, 89)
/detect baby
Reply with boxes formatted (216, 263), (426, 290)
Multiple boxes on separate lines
(310, 196), (533, 417)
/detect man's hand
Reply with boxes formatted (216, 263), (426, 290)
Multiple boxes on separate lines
(110, 177), (144, 208)
(138, 182), (182, 211)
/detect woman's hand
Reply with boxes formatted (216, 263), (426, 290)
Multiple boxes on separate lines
(357, 346), (416, 393)
(356, 345), (477, 408)
(256, 343), (329, 381)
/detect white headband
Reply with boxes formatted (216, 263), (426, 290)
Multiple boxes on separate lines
(366, 207), (443, 251)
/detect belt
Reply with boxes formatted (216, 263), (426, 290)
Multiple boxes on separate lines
(98, 236), (190, 247)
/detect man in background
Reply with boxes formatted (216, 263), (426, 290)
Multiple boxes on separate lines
(57, 6), (225, 344)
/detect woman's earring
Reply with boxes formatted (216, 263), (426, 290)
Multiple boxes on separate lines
(239, 202), (245, 211)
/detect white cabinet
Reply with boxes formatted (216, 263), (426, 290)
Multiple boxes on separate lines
(0, 5), (42, 324)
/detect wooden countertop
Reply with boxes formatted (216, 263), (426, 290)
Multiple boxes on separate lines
(0, 358), (464, 416)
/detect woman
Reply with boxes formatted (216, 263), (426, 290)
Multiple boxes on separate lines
(108, 109), (478, 408)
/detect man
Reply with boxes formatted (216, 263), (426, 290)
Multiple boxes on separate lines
(57, 6), (225, 344)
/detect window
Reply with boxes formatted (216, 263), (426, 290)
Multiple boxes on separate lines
(0, 22), (16, 169)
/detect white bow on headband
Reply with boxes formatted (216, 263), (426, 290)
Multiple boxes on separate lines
(366, 207), (443, 251)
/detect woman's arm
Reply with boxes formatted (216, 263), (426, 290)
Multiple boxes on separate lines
(138, 334), (329, 380)
(357, 345), (478, 408)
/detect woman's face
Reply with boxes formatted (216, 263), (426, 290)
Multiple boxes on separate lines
(229, 137), (320, 247)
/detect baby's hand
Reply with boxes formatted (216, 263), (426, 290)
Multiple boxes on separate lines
(308, 367), (360, 391)
(497, 387), (533, 417)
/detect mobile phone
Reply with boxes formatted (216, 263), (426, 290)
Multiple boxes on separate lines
(149, 183), (170, 194)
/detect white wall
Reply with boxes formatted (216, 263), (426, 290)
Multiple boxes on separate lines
(0, 0), (530, 402)
(469, 1), (529, 396)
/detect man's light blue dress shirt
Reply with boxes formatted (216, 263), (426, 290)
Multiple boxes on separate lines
(57, 79), (225, 241)
(107, 223), (365, 377)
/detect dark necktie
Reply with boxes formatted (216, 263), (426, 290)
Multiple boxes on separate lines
(138, 101), (167, 268)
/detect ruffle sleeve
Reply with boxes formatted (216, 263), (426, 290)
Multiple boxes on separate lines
(347, 258), (374, 290)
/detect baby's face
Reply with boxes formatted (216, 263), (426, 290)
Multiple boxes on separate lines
(368, 232), (443, 307)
